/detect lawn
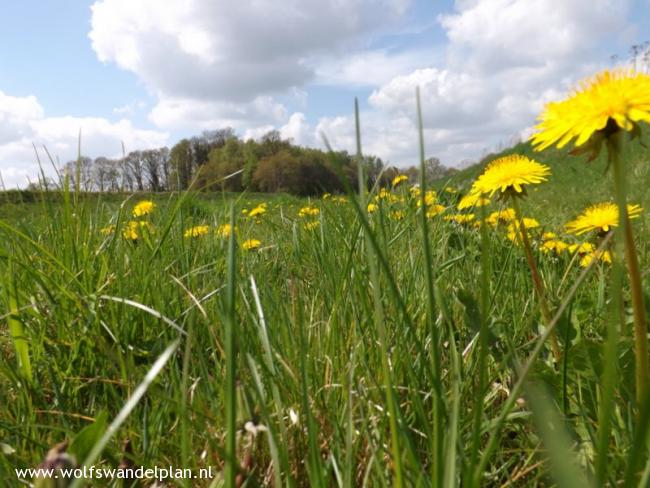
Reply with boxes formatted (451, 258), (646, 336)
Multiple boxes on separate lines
(1, 138), (650, 486)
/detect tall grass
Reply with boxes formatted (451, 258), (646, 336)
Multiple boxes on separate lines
(0, 125), (649, 486)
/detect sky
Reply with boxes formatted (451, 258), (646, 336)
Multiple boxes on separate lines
(1, 0), (649, 188)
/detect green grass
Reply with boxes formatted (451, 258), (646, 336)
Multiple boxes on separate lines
(0, 137), (649, 486)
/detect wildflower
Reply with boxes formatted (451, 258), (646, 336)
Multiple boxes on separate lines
(216, 223), (234, 238)
(122, 221), (151, 241)
(303, 221), (320, 231)
(568, 242), (596, 256)
(248, 205), (267, 218)
(458, 192), (490, 210)
(392, 174), (408, 187)
(298, 206), (320, 218)
(541, 239), (569, 255)
(332, 196), (348, 204)
(133, 200), (155, 217)
(242, 239), (261, 251)
(390, 210), (405, 221)
(184, 225), (210, 238)
(580, 250), (613, 268)
(531, 69), (650, 154)
(367, 203), (379, 213)
(416, 190), (438, 208)
(566, 202), (642, 235)
(375, 188), (399, 203)
(444, 213), (475, 225)
(486, 208), (516, 226)
(472, 155), (551, 197)
(426, 204), (446, 219)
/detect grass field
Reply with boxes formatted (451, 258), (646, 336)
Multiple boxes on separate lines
(1, 137), (650, 486)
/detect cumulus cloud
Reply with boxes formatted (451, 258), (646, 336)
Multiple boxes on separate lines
(86, 0), (639, 170)
(320, 0), (634, 166)
(89, 0), (411, 129)
(0, 90), (168, 188)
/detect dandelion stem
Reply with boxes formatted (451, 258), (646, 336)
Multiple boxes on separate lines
(511, 198), (562, 362)
(608, 130), (648, 407)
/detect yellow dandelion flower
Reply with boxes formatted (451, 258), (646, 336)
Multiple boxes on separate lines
(332, 196), (348, 204)
(248, 205), (267, 218)
(486, 208), (516, 226)
(444, 213), (475, 225)
(303, 221), (320, 231)
(532, 69), (650, 152)
(367, 203), (379, 213)
(298, 206), (320, 218)
(216, 223), (235, 238)
(458, 192), (490, 210)
(184, 225), (210, 238)
(426, 204), (446, 219)
(568, 242), (596, 255)
(242, 239), (261, 250)
(390, 210), (405, 221)
(542, 231), (557, 240)
(541, 239), (569, 255)
(133, 200), (155, 217)
(122, 221), (151, 241)
(416, 190), (438, 208)
(580, 250), (612, 268)
(392, 174), (409, 187)
(472, 155), (551, 197)
(566, 202), (642, 235)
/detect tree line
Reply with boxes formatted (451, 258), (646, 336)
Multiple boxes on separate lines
(50, 128), (456, 196)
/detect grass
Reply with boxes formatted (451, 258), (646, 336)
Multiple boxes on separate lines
(0, 134), (649, 486)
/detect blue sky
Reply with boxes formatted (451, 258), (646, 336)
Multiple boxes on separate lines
(1, 0), (648, 187)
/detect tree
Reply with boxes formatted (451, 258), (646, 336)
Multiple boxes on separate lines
(169, 139), (193, 190)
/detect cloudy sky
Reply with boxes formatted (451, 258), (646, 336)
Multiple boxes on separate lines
(1, 0), (648, 187)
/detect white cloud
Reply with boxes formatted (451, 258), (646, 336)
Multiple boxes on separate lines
(87, 0), (640, 171)
(319, 0), (635, 167)
(89, 0), (410, 107)
(149, 96), (287, 132)
(0, 91), (168, 188)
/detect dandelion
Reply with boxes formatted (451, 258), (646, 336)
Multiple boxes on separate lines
(216, 223), (234, 238)
(486, 208), (516, 226)
(541, 239), (569, 255)
(367, 203), (379, 213)
(392, 174), (408, 187)
(444, 214), (475, 225)
(532, 68), (650, 402)
(531, 69), (650, 153)
(472, 155), (551, 197)
(122, 221), (151, 241)
(566, 202), (642, 235)
(426, 204), (446, 219)
(184, 225), (210, 238)
(298, 206), (320, 218)
(580, 250), (613, 268)
(458, 192), (490, 210)
(390, 210), (405, 221)
(248, 205), (267, 218)
(568, 242), (596, 255)
(133, 200), (155, 217)
(416, 190), (437, 208)
(242, 239), (261, 251)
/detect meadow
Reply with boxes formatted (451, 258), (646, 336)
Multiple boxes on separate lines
(1, 130), (650, 486)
